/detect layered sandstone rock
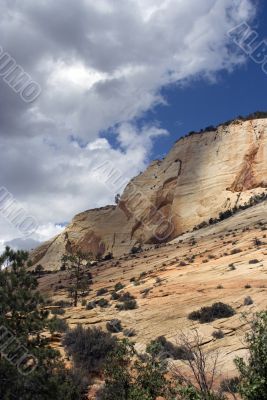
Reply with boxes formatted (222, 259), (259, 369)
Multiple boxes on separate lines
(31, 117), (267, 269)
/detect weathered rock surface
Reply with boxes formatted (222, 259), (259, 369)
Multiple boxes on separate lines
(31, 117), (267, 269)
(39, 200), (267, 378)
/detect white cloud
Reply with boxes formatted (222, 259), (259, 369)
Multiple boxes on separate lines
(0, 0), (256, 246)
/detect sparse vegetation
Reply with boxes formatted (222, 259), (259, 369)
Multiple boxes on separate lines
(212, 330), (224, 339)
(146, 336), (193, 360)
(63, 325), (117, 374)
(97, 287), (109, 296)
(106, 319), (122, 333)
(244, 296), (253, 306)
(235, 311), (267, 399)
(188, 302), (235, 323)
(61, 252), (93, 307)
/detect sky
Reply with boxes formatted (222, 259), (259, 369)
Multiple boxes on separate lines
(0, 0), (266, 251)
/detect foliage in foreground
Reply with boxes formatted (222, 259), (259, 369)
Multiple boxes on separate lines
(97, 339), (176, 400)
(235, 311), (267, 400)
(0, 247), (86, 400)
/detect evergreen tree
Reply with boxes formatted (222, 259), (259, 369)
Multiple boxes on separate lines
(61, 252), (93, 307)
(0, 247), (86, 400)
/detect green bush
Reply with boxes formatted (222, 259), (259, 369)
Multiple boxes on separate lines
(63, 325), (117, 374)
(114, 282), (125, 292)
(116, 299), (137, 310)
(106, 319), (122, 333)
(188, 302), (235, 323)
(97, 287), (109, 296)
(212, 330), (224, 339)
(48, 316), (69, 333)
(51, 308), (66, 315)
(86, 301), (96, 310)
(146, 336), (193, 360)
(97, 298), (109, 308)
(235, 311), (267, 399)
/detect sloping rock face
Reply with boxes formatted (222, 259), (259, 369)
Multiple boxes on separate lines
(31, 118), (267, 269)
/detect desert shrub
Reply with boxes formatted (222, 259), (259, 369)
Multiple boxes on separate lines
(48, 316), (69, 333)
(110, 291), (120, 300)
(179, 261), (187, 266)
(97, 298), (109, 308)
(104, 252), (113, 260)
(51, 308), (66, 315)
(130, 245), (142, 254)
(123, 328), (136, 337)
(63, 325), (117, 374)
(228, 263), (236, 270)
(188, 302), (235, 323)
(114, 282), (125, 292)
(216, 284), (224, 289)
(81, 299), (87, 306)
(220, 377), (239, 393)
(244, 296), (253, 306)
(146, 336), (193, 361)
(119, 292), (135, 302)
(249, 259), (260, 264)
(231, 248), (241, 254)
(244, 284), (252, 289)
(116, 299), (137, 310)
(53, 300), (72, 307)
(86, 301), (96, 310)
(139, 271), (147, 278)
(106, 319), (122, 333)
(212, 330), (224, 339)
(97, 287), (109, 296)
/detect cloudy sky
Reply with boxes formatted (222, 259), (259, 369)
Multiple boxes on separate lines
(0, 0), (266, 251)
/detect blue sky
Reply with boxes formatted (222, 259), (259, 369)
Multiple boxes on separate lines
(144, 1), (267, 159)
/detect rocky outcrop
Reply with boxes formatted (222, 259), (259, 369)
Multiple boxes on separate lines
(31, 117), (267, 269)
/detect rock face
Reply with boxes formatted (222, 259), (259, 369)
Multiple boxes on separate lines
(31, 117), (267, 269)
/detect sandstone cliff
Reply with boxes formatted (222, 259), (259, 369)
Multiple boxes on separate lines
(32, 117), (267, 269)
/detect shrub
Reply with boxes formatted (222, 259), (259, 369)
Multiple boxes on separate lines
(123, 328), (136, 337)
(244, 296), (253, 306)
(228, 263), (236, 271)
(51, 308), (66, 315)
(97, 287), (109, 296)
(119, 292), (135, 302)
(146, 336), (193, 360)
(244, 284), (252, 289)
(235, 311), (267, 399)
(114, 282), (125, 292)
(104, 252), (113, 260)
(81, 299), (87, 307)
(86, 301), (96, 310)
(98, 340), (173, 400)
(116, 299), (137, 310)
(188, 302), (235, 323)
(110, 291), (120, 300)
(212, 330), (224, 339)
(53, 300), (72, 307)
(63, 325), (117, 374)
(48, 316), (69, 333)
(106, 319), (122, 333)
(220, 377), (239, 393)
(98, 298), (109, 308)
(130, 245), (142, 254)
(249, 259), (260, 264)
